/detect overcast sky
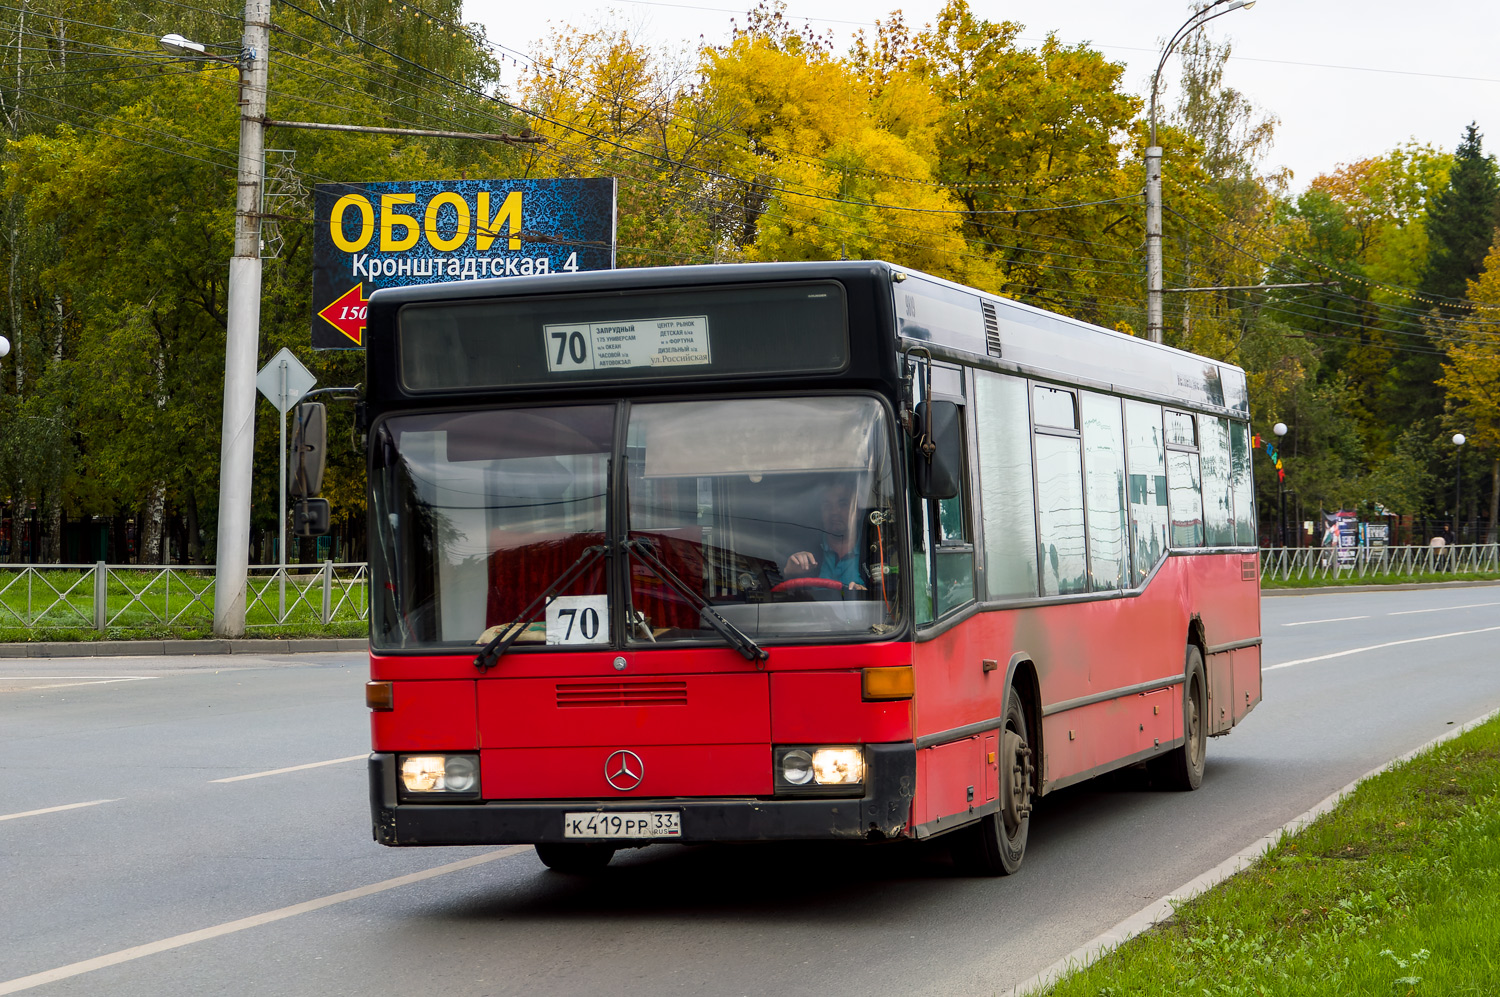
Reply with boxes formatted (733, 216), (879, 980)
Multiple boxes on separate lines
(464, 0), (1500, 193)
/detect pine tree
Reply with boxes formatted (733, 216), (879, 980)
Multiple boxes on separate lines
(1421, 123), (1499, 306)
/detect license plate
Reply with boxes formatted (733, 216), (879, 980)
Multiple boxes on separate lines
(563, 811), (681, 839)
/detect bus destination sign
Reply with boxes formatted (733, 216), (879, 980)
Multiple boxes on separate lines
(544, 316), (711, 373)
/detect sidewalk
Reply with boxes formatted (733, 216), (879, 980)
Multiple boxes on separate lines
(0, 638), (368, 658)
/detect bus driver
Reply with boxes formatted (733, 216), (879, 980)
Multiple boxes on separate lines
(781, 480), (868, 593)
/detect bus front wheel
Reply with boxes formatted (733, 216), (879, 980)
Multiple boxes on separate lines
(1152, 645), (1207, 791)
(954, 692), (1033, 876)
(535, 842), (616, 874)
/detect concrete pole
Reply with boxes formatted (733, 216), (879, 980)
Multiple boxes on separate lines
(1145, 145), (1163, 344)
(212, 0), (270, 637)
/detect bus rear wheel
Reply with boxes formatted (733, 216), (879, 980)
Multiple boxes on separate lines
(1151, 645), (1207, 791)
(954, 693), (1034, 876)
(535, 842), (616, 874)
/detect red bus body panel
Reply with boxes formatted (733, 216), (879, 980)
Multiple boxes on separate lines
(371, 551), (1259, 835)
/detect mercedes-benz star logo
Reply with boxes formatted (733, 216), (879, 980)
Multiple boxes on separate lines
(604, 749), (644, 791)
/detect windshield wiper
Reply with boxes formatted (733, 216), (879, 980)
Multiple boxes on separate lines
(473, 543), (608, 672)
(625, 538), (769, 666)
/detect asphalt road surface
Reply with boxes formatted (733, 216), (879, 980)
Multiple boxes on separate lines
(3, 584), (1498, 996)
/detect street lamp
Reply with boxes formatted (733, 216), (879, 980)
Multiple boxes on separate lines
(1273, 421), (1288, 547)
(161, 5), (271, 637)
(1146, 0), (1256, 344)
(1453, 433), (1466, 543)
(0, 334), (10, 357)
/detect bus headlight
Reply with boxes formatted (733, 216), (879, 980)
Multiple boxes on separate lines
(774, 745), (864, 795)
(398, 754), (480, 798)
(781, 749), (814, 785)
(811, 747), (864, 786)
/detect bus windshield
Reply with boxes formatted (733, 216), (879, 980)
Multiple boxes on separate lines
(370, 396), (903, 651)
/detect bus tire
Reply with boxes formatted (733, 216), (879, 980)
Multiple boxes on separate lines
(954, 693), (1033, 876)
(1152, 645), (1207, 791)
(535, 842), (616, 874)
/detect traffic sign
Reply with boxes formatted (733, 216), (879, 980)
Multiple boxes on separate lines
(317, 283), (367, 346)
(256, 348), (317, 414)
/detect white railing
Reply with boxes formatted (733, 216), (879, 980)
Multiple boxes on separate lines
(1259, 544), (1500, 583)
(0, 562), (368, 632)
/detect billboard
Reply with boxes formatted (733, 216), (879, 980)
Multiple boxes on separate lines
(310, 178), (616, 349)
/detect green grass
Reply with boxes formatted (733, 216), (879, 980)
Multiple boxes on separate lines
(0, 568), (367, 641)
(1041, 716), (1500, 997)
(1262, 569), (1500, 589)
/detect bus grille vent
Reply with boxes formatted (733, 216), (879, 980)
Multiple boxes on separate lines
(982, 300), (1001, 356)
(556, 681), (689, 708)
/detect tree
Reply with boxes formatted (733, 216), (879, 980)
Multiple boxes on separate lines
(1422, 123), (1499, 306)
(0, 0), (522, 563)
(1439, 235), (1500, 541)
(910, 1), (1142, 318)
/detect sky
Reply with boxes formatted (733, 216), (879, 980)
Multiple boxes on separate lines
(463, 0), (1500, 192)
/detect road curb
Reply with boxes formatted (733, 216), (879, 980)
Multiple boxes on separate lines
(0, 638), (369, 658)
(1001, 703), (1500, 997)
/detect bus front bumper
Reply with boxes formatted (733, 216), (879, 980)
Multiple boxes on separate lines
(369, 744), (916, 846)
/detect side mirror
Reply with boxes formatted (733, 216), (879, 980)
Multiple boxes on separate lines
(293, 498), (330, 537)
(290, 402), (327, 499)
(914, 400), (962, 500)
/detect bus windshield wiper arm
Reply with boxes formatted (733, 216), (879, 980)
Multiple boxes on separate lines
(473, 543), (608, 672)
(625, 538), (769, 666)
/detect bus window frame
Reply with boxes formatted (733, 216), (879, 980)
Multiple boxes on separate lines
(365, 389), (915, 655)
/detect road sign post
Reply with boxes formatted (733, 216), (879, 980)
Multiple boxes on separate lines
(256, 348), (316, 620)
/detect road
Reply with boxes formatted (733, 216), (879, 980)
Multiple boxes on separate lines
(2, 585), (1498, 996)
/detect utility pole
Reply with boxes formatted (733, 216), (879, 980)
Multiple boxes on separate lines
(1145, 144), (1163, 343)
(213, 0), (270, 637)
(1144, 0), (1255, 345)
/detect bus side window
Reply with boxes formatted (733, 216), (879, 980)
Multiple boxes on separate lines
(1033, 382), (1086, 596)
(932, 405), (976, 617)
(1082, 392), (1129, 591)
(975, 371), (1037, 599)
(1201, 416), (1235, 546)
(1125, 400), (1168, 584)
(1229, 421), (1256, 545)
(1165, 409), (1204, 548)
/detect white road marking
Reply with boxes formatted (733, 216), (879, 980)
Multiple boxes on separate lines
(1266, 625), (1500, 672)
(1280, 615), (1369, 626)
(1389, 601), (1500, 616)
(210, 754), (367, 783)
(0, 800), (118, 823)
(0, 846), (531, 995)
(1, 676), (157, 691)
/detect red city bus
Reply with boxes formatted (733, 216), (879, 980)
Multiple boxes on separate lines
(362, 261), (1261, 875)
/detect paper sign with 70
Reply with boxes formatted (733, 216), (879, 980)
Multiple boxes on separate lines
(546, 595), (610, 645)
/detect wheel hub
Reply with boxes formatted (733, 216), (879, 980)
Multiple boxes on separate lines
(1000, 730), (1034, 830)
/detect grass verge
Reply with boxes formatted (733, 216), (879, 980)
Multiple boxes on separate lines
(1039, 714), (1500, 996)
(0, 568), (366, 641)
(1261, 570), (1500, 589)
(0, 621), (367, 643)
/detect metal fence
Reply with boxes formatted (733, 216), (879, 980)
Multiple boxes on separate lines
(1259, 544), (1500, 583)
(0, 562), (368, 632)
(4, 548), (1497, 634)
